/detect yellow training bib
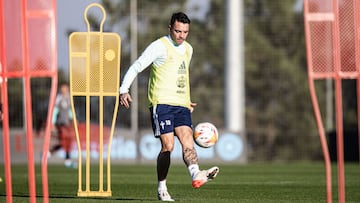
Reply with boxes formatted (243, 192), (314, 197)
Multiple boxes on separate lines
(148, 37), (192, 108)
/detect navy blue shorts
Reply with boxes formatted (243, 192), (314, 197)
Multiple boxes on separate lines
(150, 104), (193, 137)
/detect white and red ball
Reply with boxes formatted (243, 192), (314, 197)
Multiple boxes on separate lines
(193, 122), (219, 148)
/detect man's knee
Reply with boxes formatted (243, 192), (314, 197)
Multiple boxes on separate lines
(160, 133), (175, 152)
(161, 142), (174, 152)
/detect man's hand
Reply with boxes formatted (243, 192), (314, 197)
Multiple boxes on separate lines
(190, 102), (197, 113)
(120, 93), (133, 109)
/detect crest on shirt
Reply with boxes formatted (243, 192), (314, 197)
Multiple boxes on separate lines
(176, 75), (187, 89)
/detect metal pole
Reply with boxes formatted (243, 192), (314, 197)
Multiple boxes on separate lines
(225, 0), (245, 132)
(130, 0), (139, 162)
(332, 0), (345, 201)
(21, 0), (36, 201)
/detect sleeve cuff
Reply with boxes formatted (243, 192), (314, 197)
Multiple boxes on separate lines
(119, 86), (129, 94)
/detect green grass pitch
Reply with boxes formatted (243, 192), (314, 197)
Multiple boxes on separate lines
(0, 162), (359, 202)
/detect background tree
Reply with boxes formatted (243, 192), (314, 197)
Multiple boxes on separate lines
(244, 0), (322, 160)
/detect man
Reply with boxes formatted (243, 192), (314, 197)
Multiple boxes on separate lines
(119, 12), (219, 201)
(51, 83), (75, 168)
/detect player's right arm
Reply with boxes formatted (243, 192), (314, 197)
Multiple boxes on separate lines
(119, 38), (166, 108)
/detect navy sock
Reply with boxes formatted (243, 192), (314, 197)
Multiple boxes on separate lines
(157, 151), (171, 181)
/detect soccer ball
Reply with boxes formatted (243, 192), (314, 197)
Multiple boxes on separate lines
(193, 122), (219, 148)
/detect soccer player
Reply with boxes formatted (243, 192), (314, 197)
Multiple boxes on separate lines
(50, 83), (75, 168)
(119, 12), (219, 201)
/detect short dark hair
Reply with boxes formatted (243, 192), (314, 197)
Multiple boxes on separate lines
(170, 12), (191, 27)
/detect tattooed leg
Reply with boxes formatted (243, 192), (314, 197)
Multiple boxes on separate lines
(183, 147), (198, 167)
